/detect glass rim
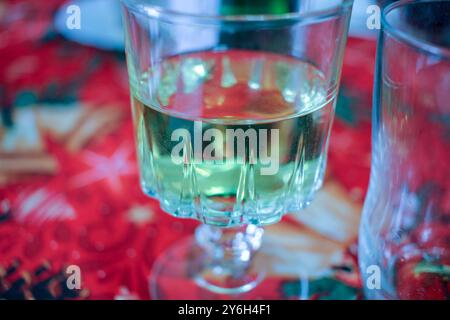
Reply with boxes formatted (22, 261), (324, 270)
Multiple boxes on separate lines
(382, 0), (450, 59)
(120, 0), (353, 24)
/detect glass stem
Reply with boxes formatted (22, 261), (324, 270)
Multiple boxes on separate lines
(194, 224), (265, 294)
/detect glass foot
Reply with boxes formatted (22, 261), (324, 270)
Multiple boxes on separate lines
(149, 236), (266, 299)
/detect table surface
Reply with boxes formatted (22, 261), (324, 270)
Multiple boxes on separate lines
(0, 0), (375, 300)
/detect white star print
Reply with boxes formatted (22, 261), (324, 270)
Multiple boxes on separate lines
(71, 144), (136, 192)
(15, 188), (76, 224)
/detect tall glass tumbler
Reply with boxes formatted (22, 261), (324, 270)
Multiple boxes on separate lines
(122, 0), (353, 299)
(359, 1), (450, 300)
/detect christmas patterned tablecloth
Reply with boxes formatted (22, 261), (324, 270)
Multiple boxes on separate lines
(0, 0), (375, 299)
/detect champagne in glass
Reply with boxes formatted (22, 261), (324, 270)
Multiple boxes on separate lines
(132, 50), (337, 227)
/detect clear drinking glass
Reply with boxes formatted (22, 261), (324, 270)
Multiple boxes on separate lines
(122, 0), (352, 299)
(359, 1), (450, 300)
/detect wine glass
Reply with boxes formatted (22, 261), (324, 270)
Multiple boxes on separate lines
(359, 0), (450, 299)
(121, 0), (353, 299)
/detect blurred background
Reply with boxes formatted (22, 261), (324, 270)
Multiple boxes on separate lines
(0, 0), (391, 299)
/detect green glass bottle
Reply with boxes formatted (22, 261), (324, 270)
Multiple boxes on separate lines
(219, 0), (296, 52)
(221, 0), (293, 15)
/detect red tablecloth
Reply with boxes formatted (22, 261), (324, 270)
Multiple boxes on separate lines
(0, 0), (375, 299)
